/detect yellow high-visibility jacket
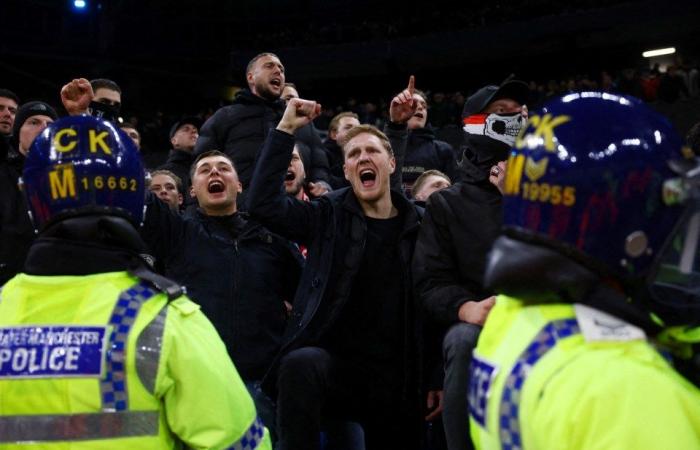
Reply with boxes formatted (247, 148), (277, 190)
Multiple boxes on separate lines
(469, 296), (700, 450)
(0, 271), (271, 450)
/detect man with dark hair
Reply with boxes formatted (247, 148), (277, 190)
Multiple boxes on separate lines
(248, 77), (430, 449)
(140, 149), (302, 440)
(158, 117), (201, 200)
(60, 77), (122, 122)
(413, 79), (529, 450)
(11, 101), (58, 160)
(0, 115), (271, 449)
(195, 53), (329, 201)
(323, 111), (361, 189)
(402, 88), (458, 198)
(119, 122), (141, 150)
(0, 89), (19, 138)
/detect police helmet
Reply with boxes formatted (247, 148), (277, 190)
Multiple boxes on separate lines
(22, 115), (145, 231)
(502, 92), (697, 291)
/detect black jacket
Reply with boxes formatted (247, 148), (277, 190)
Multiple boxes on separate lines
(402, 127), (458, 194)
(412, 149), (503, 325)
(0, 138), (34, 285)
(140, 194), (302, 381)
(194, 89), (329, 192)
(322, 137), (348, 190)
(247, 127), (429, 409)
(158, 149), (194, 198)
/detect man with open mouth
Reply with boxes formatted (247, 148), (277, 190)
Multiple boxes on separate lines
(194, 52), (330, 203)
(401, 88), (458, 198)
(248, 77), (433, 450)
(140, 150), (303, 441)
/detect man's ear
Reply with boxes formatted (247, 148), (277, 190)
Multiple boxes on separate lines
(178, 193), (183, 206)
(330, 129), (338, 141)
(343, 162), (350, 181)
(246, 71), (254, 87)
(236, 181), (243, 194)
(389, 156), (396, 174)
(170, 136), (177, 148)
(189, 186), (196, 198)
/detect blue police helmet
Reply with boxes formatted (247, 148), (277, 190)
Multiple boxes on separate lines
(502, 91), (692, 283)
(22, 115), (145, 231)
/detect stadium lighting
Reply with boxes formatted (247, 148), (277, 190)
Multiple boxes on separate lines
(642, 47), (676, 58)
(73, 0), (87, 9)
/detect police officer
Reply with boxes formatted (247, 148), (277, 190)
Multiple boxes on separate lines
(0, 115), (271, 449)
(468, 92), (700, 449)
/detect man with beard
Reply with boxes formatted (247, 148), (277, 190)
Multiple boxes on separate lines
(413, 79), (529, 450)
(195, 53), (329, 199)
(0, 89), (19, 142)
(402, 88), (458, 198)
(248, 77), (430, 450)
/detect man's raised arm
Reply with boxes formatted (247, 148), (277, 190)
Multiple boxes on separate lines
(247, 98), (322, 244)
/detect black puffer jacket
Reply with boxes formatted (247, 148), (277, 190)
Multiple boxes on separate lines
(402, 127), (458, 195)
(412, 148), (502, 325)
(322, 138), (348, 190)
(158, 149), (194, 197)
(140, 194), (302, 381)
(194, 89), (329, 192)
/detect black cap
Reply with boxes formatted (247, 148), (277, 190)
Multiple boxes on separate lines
(169, 116), (202, 139)
(462, 79), (530, 118)
(12, 101), (58, 138)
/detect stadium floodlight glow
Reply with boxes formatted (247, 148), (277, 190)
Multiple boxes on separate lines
(73, 0), (87, 9)
(642, 47), (676, 58)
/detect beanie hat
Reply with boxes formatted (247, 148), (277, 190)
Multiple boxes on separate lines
(12, 101), (59, 145)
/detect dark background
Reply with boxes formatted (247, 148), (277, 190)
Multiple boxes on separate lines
(2, 0), (699, 155)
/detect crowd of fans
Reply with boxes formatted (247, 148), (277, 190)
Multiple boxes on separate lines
(2, 47), (700, 450)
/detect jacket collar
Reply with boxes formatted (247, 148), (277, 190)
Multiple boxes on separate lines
(339, 188), (421, 235)
(166, 148), (194, 164)
(234, 88), (285, 110)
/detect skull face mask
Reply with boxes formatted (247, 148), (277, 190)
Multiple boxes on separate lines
(463, 112), (527, 147)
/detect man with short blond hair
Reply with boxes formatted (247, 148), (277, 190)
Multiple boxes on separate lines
(248, 77), (432, 450)
(324, 111), (361, 189)
(412, 169), (451, 203)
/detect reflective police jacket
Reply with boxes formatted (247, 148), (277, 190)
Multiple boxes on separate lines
(468, 296), (700, 450)
(0, 271), (271, 450)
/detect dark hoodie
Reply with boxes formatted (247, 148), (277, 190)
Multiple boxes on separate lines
(412, 140), (504, 324)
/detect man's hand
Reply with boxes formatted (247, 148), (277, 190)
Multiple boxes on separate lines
(277, 98), (321, 135)
(425, 390), (444, 421)
(61, 78), (94, 116)
(457, 296), (496, 326)
(389, 75), (418, 124)
(307, 181), (329, 197)
(489, 160), (507, 194)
